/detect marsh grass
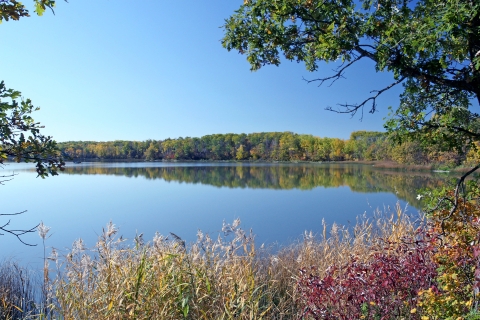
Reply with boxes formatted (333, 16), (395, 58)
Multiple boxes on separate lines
(43, 203), (419, 319)
(0, 260), (40, 320)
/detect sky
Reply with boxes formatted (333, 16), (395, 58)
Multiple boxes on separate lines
(0, 0), (404, 142)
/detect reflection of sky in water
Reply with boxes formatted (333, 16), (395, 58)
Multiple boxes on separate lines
(0, 162), (450, 268)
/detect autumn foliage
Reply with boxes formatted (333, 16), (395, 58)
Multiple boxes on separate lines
(297, 183), (480, 319)
(417, 188), (480, 319)
(298, 233), (438, 319)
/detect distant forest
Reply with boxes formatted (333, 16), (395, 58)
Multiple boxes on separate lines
(58, 131), (478, 167)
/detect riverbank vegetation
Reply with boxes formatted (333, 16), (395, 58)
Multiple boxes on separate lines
(58, 130), (478, 170)
(0, 205), (431, 319)
(1, 201), (479, 319)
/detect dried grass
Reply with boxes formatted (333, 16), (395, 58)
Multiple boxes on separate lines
(0, 203), (418, 319)
(44, 203), (418, 319)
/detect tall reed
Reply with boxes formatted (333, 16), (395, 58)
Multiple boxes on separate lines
(48, 203), (418, 319)
(0, 260), (39, 320)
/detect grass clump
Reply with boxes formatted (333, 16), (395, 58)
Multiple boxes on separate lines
(52, 221), (278, 319)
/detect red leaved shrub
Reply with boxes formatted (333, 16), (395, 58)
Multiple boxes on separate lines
(297, 236), (438, 320)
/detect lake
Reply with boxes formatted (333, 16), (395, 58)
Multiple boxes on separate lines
(0, 161), (454, 266)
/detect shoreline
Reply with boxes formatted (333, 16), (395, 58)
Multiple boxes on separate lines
(60, 159), (479, 174)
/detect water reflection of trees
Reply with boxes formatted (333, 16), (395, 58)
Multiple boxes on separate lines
(62, 164), (455, 208)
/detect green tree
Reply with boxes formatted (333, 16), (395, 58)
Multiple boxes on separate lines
(330, 138), (345, 161)
(144, 142), (159, 161)
(315, 137), (332, 161)
(222, 0), (480, 154)
(222, 1), (480, 316)
(236, 144), (249, 160)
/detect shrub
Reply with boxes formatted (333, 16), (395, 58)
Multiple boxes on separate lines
(297, 233), (437, 320)
(418, 186), (480, 319)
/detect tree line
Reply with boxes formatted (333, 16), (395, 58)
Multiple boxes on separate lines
(58, 131), (477, 168)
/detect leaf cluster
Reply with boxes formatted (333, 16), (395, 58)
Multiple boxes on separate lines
(0, 0), (56, 22)
(0, 81), (64, 177)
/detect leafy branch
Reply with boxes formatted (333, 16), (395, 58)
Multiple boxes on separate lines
(0, 81), (65, 177)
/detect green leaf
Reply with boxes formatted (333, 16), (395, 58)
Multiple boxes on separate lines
(34, 2), (45, 16)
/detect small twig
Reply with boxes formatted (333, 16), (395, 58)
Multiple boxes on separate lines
(303, 55), (364, 87)
(0, 209), (38, 246)
(0, 210), (27, 216)
(326, 77), (406, 119)
(0, 222), (38, 246)
(0, 171), (18, 185)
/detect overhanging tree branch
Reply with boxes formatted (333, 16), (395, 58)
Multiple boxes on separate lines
(418, 121), (480, 140)
(0, 211), (37, 246)
(302, 54), (365, 87)
(326, 77), (406, 118)
(437, 163), (480, 234)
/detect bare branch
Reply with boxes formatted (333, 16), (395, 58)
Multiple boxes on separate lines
(0, 219), (38, 246)
(302, 54), (364, 87)
(0, 171), (17, 185)
(0, 210), (27, 217)
(0, 209), (37, 246)
(353, 44), (479, 95)
(326, 77), (406, 119)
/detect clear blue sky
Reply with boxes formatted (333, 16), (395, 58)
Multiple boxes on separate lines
(0, 0), (403, 142)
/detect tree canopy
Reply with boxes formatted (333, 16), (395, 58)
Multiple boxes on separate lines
(222, 0), (480, 154)
(223, 6), (480, 313)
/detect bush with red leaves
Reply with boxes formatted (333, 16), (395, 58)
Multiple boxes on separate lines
(298, 238), (438, 320)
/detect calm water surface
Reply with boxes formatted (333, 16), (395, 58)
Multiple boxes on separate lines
(0, 162), (454, 265)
